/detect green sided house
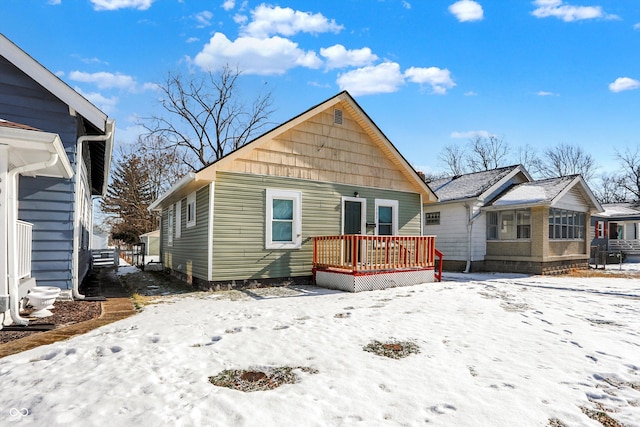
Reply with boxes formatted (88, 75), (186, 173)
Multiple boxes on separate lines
(149, 91), (440, 292)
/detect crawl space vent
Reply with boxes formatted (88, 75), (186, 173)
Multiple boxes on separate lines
(334, 109), (343, 125)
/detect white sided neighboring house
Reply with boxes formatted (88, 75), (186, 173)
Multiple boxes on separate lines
(424, 165), (602, 274)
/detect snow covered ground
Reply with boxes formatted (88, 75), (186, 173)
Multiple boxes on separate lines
(1, 267), (639, 426)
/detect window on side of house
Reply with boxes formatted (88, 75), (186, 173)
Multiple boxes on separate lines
(517, 210), (531, 239)
(487, 211), (498, 240)
(375, 199), (398, 236)
(168, 205), (174, 246)
(266, 189), (302, 250)
(487, 209), (531, 240)
(186, 192), (196, 228)
(175, 200), (182, 238)
(549, 208), (585, 240)
(425, 212), (440, 226)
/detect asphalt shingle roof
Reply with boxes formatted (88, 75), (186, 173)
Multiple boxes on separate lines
(490, 175), (578, 207)
(428, 165), (521, 202)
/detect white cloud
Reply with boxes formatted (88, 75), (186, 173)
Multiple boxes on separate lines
(75, 88), (119, 114)
(320, 45), (378, 70)
(450, 130), (494, 139)
(449, 0), (484, 22)
(608, 77), (640, 93)
(464, 90), (478, 96)
(402, 1), (411, 9)
(537, 90), (558, 96)
(531, 0), (617, 22)
(405, 67), (456, 94)
(90, 0), (154, 11)
(69, 71), (137, 90)
(193, 32), (322, 75)
(194, 10), (213, 27)
(222, 0), (235, 11)
(241, 5), (343, 38)
(337, 62), (405, 96)
(186, 37), (199, 43)
(48, 0), (61, 5)
(234, 14), (248, 24)
(634, 23), (640, 30)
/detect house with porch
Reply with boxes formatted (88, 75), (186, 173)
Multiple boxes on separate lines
(424, 166), (602, 274)
(1, 34), (114, 326)
(591, 203), (640, 262)
(149, 91), (441, 292)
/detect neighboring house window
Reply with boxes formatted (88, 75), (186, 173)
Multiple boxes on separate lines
(425, 212), (440, 225)
(487, 209), (531, 240)
(549, 208), (585, 240)
(186, 192), (196, 228)
(168, 205), (174, 246)
(375, 199), (398, 235)
(265, 189), (302, 249)
(175, 200), (182, 238)
(595, 221), (606, 238)
(517, 210), (531, 239)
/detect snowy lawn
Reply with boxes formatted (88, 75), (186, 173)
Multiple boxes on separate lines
(1, 269), (639, 426)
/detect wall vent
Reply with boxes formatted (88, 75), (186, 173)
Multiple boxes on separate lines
(334, 108), (343, 125)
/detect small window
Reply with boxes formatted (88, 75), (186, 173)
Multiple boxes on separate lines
(487, 211), (498, 240)
(186, 192), (196, 228)
(516, 210), (531, 239)
(175, 200), (182, 238)
(500, 211), (516, 240)
(375, 199), (398, 236)
(425, 212), (440, 225)
(266, 189), (302, 249)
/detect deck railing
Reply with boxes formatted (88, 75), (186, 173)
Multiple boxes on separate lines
(16, 220), (33, 280)
(608, 239), (640, 253)
(313, 235), (438, 274)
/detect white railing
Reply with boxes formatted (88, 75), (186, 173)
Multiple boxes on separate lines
(16, 220), (33, 280)
(608, 239), (640, 253)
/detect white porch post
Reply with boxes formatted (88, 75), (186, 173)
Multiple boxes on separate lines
(0, 145), (9, 324)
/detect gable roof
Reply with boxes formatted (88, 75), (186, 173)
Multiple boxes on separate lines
(151, 91), (437, 210)
(488, 175), (603, 212)
(428, 165), (530, 203)
(0, 33), (110, 134)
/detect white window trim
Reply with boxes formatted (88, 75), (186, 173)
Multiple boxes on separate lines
(186, 192), (196, 228)
(374, 199), (399, 235)
(167, 205), (174, 247)
(266, 189), (302, 250)
(175, 200), (182, 238)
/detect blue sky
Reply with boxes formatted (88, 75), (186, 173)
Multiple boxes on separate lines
(2, 0), (639, 175)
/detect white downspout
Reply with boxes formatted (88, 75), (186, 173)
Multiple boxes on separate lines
(72, 132), (112, 300)
(463, 203), (482, 274)
(7, 154), (60, 326)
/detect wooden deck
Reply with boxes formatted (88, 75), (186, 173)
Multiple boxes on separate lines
(313, 235), (442, 292)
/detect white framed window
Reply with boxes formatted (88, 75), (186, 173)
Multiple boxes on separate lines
(186, 192), (196, 228)
(168, 205), (174, 246)
(487, 209), (532, 241)
(375, 199), (398, 236)
(175, 200), (182, 238)
(266, 189), (302, 249)
(425, 211), (440, 226)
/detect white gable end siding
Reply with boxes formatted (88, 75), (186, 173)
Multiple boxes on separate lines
(553, 187), (589, 212)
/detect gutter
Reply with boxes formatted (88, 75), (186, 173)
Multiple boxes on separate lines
(6, 154), (60, 326)
(72, 131), (112, 300)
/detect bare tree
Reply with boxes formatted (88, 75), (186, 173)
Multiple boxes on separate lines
(439, 143), (466, 176)
(592, 172), (628, 204)
(142, 65), (274, 171)
(534, 143), (597, 182)
(615, 147), (640, 201)
(516, 144), (541, 178)
(135, 134), (188, 198)
(466, 135), (510, 172)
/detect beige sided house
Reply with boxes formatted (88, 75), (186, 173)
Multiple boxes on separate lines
(149, 91), (440, 291)
(424, 166), (602, 274)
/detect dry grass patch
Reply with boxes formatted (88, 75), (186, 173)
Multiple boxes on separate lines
(208, 366), (318, 392)
(363, 339), (420, 359)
